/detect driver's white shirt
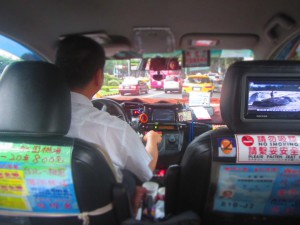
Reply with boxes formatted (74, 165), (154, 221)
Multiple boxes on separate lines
(66, 92), (153, 182)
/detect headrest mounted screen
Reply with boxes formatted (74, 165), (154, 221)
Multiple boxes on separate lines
(221, 61), (300, 133)
(242, 74), (300, 121)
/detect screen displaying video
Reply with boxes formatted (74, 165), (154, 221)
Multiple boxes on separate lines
(245, 78), (300, 119)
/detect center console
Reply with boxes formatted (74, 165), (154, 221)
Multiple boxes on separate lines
(139, 103), (186, 153)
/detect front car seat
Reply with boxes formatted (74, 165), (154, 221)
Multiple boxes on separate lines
(166, 61), (300, 225)
(0, 61), (133, 225)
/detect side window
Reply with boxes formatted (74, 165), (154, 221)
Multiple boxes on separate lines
(286, 39), (300, 60)
(273, 33), (300, 60)
(0, 34), (43, 74)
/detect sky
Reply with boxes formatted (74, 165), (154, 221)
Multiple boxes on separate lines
(0, 34), (31, 58)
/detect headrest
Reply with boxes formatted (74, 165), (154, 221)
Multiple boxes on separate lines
(0, 61), (71, 136)
(221, 60), (300, 133)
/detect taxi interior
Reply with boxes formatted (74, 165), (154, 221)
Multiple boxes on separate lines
(1, 0), (300, 225)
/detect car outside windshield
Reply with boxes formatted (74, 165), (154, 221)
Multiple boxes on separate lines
(122, 77), (139, 85)
(187, 77), (210, 83)
(98, 49), (254, 125)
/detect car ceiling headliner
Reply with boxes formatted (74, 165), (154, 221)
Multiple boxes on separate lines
(1, 0), (300, 61)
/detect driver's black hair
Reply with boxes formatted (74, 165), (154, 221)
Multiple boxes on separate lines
(55, 35), (105, 89)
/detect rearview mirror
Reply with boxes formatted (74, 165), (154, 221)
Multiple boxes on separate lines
(149, 57), (181, 71)
(152, 74), (164, 81)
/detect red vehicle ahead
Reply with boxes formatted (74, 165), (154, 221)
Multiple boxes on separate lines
(119, 77), (149, 95)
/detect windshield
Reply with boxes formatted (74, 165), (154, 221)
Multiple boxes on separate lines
(98, 49), (254, 125)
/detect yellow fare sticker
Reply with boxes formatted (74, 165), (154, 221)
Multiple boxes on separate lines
(0, 195), (30, 211)
(0, 169), (28, 196)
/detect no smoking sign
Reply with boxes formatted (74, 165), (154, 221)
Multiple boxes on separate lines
(241, 135), (254, 146)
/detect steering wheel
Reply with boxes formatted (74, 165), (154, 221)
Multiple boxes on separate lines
(92, 98), (130, 124)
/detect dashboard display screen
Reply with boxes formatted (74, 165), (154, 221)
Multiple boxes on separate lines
(158, 125), (176, 130)
(152, 109), (175, 123)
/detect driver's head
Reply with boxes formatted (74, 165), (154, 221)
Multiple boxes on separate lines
(55, 35), (105, 90)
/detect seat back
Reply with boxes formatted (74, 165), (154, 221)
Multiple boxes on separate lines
(0, 62), (132, 225)
(168, 61), (300, 224)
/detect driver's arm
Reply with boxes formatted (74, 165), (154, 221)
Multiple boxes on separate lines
(143, 130), (162, 171)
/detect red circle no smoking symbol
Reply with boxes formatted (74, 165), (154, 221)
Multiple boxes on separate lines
(241, 135), (254, 146)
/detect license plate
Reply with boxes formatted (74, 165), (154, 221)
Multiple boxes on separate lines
(193, 87), (201, 91)
(157, 81), (161, 85)
(125, 86), (129, 89)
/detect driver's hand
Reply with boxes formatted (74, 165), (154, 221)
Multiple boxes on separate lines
(143, 130), (162, 145)
(143, 130), (162, 171)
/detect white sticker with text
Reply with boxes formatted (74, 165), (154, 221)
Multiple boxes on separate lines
(236, 134), (300, 164)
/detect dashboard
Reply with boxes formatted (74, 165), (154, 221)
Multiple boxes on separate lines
(123, 102), (192, 171)
(93, 98), (214, 172)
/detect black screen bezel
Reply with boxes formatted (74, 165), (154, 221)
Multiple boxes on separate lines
(151, 108), (176, 123)
(241, 74), (300, 121)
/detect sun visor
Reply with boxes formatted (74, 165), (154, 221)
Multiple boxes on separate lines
(133, 27), (175, 54)
(59, 32), (131, 58)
